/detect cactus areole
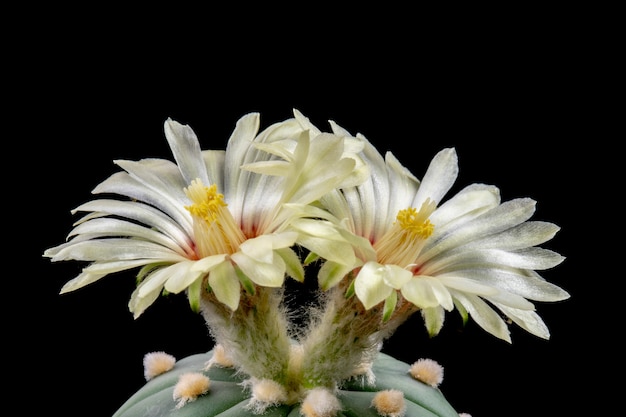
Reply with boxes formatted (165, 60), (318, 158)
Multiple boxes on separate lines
(113, 349), (460, 417)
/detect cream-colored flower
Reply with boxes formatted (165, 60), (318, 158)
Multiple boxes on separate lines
(307, 127), (569, 342)
(44, 110), (366, 317)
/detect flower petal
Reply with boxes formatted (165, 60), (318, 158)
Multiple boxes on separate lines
(164, 118), (209, 186)
(354, 262), (394, 309)
(401, 276), (452, 310)
(163, 261), (204, 294)
(381, 265), (413, 289)
(70, 199), (193, 254)
(451, 291), (511, 342)
(68, 218), (187, 256)
(209, 260), (240, 311)
(421, 306), (445, 337)
(412, 148), (458, 208)
(495, 303), (551, 339)
(318, 260), (354, 291)
(191, 254), (229, 273)
(276, 247), (305, 282)
(230, 252), (285, 288)
(421, 198), (538, 263)
(47, 239), (186, 263)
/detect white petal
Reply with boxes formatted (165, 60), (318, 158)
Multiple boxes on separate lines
(49, 239), (187, 263)
(134, 267), (172, 300)
(223, 113), (261, 218)
(436, 275), (499, 296)
(381, 265), (413, 289)
(291, 158), (357, 205)
(468, 220), (561, 251)
(129, 281), (163, 319)
(93, 169), (192, 235)
(295, 233), (356, 267)
(209, 261), (240, 311)
(440, 268), (569, 302)
(164, 261), (204, 294)
(60, 271), (108, 293)
(71, 199), (193, 253)
(495, 303), (551, 339)
(247, 140), (296, 162)
(451, 291), (511, 342)
(385, 151), (420, 217)
(239, 236), (275, 264)
(401, 277), (441, 308)
(276, 247), (305, 282)
(239, 232), (298, 264)
(82, 259), (155, 275)
(337, 138), (395, 241)
(412, 148), (458, 208)
(242, 160), (292, 176)
(291, 219), (357, 266)
(430, 183), (500, 228)
(201, 150), (226, 189)
(191, 254), (228, 273)
(421, 198), (538, 263)
(68, 218), (187, 256)
(422, 247), (565, 275)
(164, 118), (209, 186)
(318, 260), (355, 291)
(230, 252), (285, 287)
(293, 108), (322, 137)
(484, 290), (535, 310)
(354, 262), (394, 309)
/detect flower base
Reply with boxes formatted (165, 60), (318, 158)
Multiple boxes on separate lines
(113, 349), (459, 417)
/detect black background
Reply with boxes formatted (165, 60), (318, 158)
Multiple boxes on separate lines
(14, 11), (613, 417)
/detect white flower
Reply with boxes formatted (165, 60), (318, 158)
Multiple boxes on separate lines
(44, 110), (366, 317)
(311, 130), (569, 342)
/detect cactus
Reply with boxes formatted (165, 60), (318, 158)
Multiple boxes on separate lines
(44, 110), (568, 417)
(113, 349), (460, 417)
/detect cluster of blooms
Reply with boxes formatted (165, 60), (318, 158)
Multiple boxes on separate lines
(45, 109), (568, 413)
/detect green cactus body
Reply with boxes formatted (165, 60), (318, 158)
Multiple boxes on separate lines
(113, 349), (459, 417)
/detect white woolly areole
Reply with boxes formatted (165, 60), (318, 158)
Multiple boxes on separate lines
(204, 343), (235, 369)
(409, 358), (444, 388)
(300, 387), (342, 417)
(371, 389), (406, 417)
(143, 351), (176, 381)
(172, 372), (210, 409)
(245, 378), (288, 414)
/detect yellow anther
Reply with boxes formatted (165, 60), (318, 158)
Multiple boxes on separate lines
(185, 181), (227, 223)
(396, 207), (434, 239)
(183, 179), (246, 258)
(374, 198), (437, 266)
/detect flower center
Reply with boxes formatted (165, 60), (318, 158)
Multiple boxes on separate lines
(373, 198), (436, 267)
(184, 179), (246, 258)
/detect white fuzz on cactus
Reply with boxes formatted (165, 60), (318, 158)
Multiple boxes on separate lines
(371, 389), (407, 417)
(172, 372), (211, 409)
(300, 387), (342, 417)
(143, 351), (176, 381)
(409, 358), (444, 388)
(245, 378), (289, 414)
(203, 343), (234, 370)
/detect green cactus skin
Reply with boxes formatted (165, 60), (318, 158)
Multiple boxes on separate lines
(113, 350), (459, 417)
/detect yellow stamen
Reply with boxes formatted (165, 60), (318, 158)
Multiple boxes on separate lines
(396, 207), (434, 240)
(185, 183), (227, 221)
(374, 198), (437, 267)
(184, 179), (246, 258)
